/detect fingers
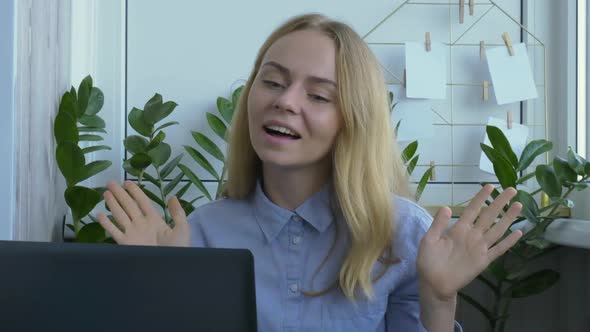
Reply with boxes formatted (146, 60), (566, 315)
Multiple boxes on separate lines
(97, 213), (125, 243)
(475, 187), (518, 231)
(426, 206), (452, 240)
(123, 180), (157, 216)
(106, 181), (143, 221)
(103, 190), (131, 229)
(487, 229), (523, 262)
(484, 202), (522, 247)
(457, 184), (494, 226)
(168, 196), (187, 227)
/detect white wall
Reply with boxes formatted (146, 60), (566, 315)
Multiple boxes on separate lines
(0, 0), (16, 240)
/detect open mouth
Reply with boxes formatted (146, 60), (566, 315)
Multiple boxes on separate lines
(263, 125), (301, 139)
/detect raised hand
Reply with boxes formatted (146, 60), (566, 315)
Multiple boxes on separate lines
(97, 180), (190, 247)
(417, 184), (523, 301)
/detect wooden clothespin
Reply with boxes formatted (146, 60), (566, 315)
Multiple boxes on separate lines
(506, 111), (513, 129)
(501, 32), (515, 56)
(469, 0), (474, 16)
(479, 41), (486, 59)
(425, 32), (431, 52)
(402, 69), (406, 88)
(482, 80), (489, 101)
(459, 0), (465, 24)
(430, 161), (436, 181)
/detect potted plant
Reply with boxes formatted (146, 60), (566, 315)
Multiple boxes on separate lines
(459, 125), (590, 332)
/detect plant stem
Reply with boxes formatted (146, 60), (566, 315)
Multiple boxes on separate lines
(521, 175), (588, 242)
(154, 166), (170, 223)
(215, 163), (227, 200)
(529, 188), (542, 196)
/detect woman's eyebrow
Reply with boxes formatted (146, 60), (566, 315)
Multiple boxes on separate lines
(261, 61), (337, 87)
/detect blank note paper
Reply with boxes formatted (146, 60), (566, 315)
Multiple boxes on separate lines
(486, 43), (538, 105)
(391, 99), (435, 142)
(405, 42), (447, 99)
(479, 117), (529, 174)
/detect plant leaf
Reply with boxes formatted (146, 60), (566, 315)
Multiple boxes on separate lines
(481, 143), (517, 189)
(79, 134), (103, 142)
(54, 111), (79, 145)
(147, 142), (171, 167)
(78, 160), (112, 183)
(553, 156), (578, 185)
(144, 93), (177, 125)
(128, 107), (153, 137)
(567, 147), (587, 175)
(518, 140), (553, 172)
(512, 190), (540, 224)
(191, 131), (224, 162)
(207, 113), (228, 142)
(509, 269), (560, 298)
(85, 87), (104, 116)
(77, 222), (108, 243)
(232, 86), (244, 108)
(402, 141), (418, 163)
(58, 91), (79, 121)
(78, 115), (106, 129)
(515, 172), (536, 185)
(415, 167), (432, 201)
(123, 159), (141, 177)
(56, 142), (85, 186)
(139, 186), (165, 208)
(77, 75), (93, 116)
(161, 154), (184, 179)
(175, 181), (191, 199)
(164, 171), (184, 196)
(179, 199), (195, 217)
(154, 121), (179, 133)
(487, 126), (518, 169)
(184, 145), (220, 180)
(217, 97), (233, 124)
(146, 131), (165, 151)
(406, 156), (418, 176)
(78, 126), (107, 134)
(130, 152), (152, 169)
(142, 172), (160, 187)
(178, 164), (211, 200)
(124, 135), (149, 154)
(65, 186), (101, 220)
(82, 145), (112, 154)
(536, 165), (562, 198)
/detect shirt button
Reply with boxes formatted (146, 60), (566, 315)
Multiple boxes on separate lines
(292, 236), (302, 245)
(289, 283), (299, 293)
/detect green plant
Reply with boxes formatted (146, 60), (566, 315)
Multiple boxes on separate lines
(122, 93), (198, 222)
(54, 75), (113, 242)
(388, 92), (433, 201)
(180, 86), (243, 200)
(459, 125), (590, 332)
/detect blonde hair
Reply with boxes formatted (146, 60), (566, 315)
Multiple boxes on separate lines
(224, 14), (410, 300)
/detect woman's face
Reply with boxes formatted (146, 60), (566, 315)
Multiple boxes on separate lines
(247, 29), (343, 171)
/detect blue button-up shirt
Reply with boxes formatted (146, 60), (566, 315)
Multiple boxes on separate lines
(188, 182), (462, 331)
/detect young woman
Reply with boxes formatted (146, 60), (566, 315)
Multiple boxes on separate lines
(98, 14), (523, 331)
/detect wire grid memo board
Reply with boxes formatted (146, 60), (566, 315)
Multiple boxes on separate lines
(362, 0), (547, 211)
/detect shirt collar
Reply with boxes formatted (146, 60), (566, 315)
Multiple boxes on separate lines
(252, 181), (335, 242)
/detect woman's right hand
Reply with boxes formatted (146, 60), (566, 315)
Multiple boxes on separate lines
(97, 180), (190, 247)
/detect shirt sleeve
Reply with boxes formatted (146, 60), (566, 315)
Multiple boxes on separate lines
(386, 197), (463, 332)
(187, 209), (207, 247)
(385, 276), (463, 332)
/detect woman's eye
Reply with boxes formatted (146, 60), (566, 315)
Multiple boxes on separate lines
(309, 94), (330, 103)
(262, 80), (283, 89)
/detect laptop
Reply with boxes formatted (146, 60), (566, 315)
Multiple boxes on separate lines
(0, 240), (257, 332)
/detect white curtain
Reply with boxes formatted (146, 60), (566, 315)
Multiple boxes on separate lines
(13, 0), (71, 241)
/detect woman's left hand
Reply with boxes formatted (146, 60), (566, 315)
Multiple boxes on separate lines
(417, 184), (523, 301)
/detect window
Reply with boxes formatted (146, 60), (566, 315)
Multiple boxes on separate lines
(578, 0), (587, 158)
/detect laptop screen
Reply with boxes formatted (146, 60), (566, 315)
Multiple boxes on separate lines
(0, 241), (257, 332)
